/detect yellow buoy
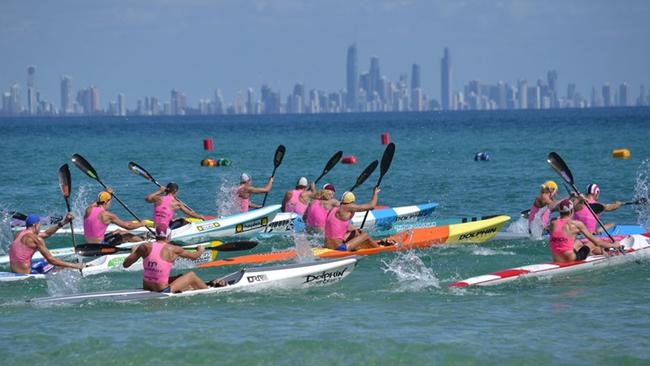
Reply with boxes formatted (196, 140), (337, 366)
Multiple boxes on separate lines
(612, 149), (631, 159)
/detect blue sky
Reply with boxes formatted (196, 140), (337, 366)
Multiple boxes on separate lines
(1, 0), (648, 107)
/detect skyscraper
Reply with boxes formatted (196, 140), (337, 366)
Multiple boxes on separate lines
(619, 82), (629, 107)
(602, 83), (612, 107)
(346, 44), (358, 111)
(411, 63), (421, 91)
(89, 86), (100, 114)
(369, 56), (381, 100)
(441, 47), (452, 111)
(60, 75), (72, 114)
(26, 66), (37, 115)
(517, 80), (528, 109)
(117, 93), (126, 116)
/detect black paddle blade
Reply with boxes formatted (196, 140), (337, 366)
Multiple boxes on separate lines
(324, 151), (343, 174)
(350, 160), (378, 191)
(10, 211), (28, 221)
(274, 145), (286, 168)
(71, 154), (99, 180)
(379, 142), (395, 178)
(212, 241), (258, 252)
(58, 164), (72, 199)
(75, 244), (121, 257)
(589, 202), (605, 214)
(547, 152), (574, 185)
(128, 161), (156, 183)
(627, 197), (649, 205)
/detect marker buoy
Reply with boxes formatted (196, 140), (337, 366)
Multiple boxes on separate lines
(381, 133), (391, 145)
(341, 156), (358, 164)
(612, 149), (631, 159)
(203, 138), (214, 151)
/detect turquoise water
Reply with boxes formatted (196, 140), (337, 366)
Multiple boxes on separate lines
(1, 109), (650, 365)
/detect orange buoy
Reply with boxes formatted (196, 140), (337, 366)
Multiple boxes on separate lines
(381, 133), (391, 145)
(341, 156), (358, 164)
(201, 158), (217, 167)
(612, 149), (631, 159)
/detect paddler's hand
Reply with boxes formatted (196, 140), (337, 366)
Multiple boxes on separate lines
(196, 245), (205, 254)
(63, 212), (74, 224)
(373, 187), (381, 196)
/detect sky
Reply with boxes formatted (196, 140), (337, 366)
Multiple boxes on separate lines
(1, 0), (649, 107)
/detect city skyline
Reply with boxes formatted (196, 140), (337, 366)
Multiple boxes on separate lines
(1, 44), (647, 117)
(1, 1), (648, 106)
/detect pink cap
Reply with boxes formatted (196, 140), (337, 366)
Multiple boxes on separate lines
(558, 199), (574, 213)
(322, 183), (336, 192)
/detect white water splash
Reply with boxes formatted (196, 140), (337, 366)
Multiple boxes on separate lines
(214, 177), (240, 217)
(634, 159), (650, 230)
(470, 246), (515, 256)
(527, 207), (547, 240)
(381, 252), (440, 290)
(0, 204), (14, 254)
(293, 233), (316, 262)
(46, 269), (82, 296)
(71, 183), (93, 230)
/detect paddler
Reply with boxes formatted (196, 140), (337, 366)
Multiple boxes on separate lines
(528, 180), (561, 233)
(9, 213), (86, 274)
(548, 199), (621, 262)
(573, 183), (623, 234)
(324, 188), (394, 251)
(84, 190), (147, 244)
(304, 183), (339, 232)
(282, 177), (316, 215)
(146, 182), (206, 229)
(236, 173), (274, 212)
(123, 225), (221, 292)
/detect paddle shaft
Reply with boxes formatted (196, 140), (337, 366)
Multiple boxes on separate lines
(360, 143), (395, 229)
(129, 162), (196, 213)
(261, 145), (286, 207)
(97, 179), (155, 235)
(567, 182), (617, 243)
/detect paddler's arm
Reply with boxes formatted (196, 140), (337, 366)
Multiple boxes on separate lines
(123, 245), (147, 268)
(172, 245), (205, 261)
(281, 191), (292, 211)
(175, 201), (205, 220)
(40, 213), (74, 239)
(34, 237), (84, 270)
(106, 212), (147, 230)
(248, 177), (274, 194)
(575, 221), (622, 250)
(145, 187), (166, 203)
(603, 201), (623, 212)
(351, 187), (380, 212)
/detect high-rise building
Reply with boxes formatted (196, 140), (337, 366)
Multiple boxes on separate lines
(527, 85), (541, 109)
(60, 76), (72, 114)
(369, 56), (381, 100)
(117, 93), (126, 116)
(26, 66), (37, 115)
(246, 88), (255, 114)
(171, 89), (187, 115)
(441, 47), (452, 110)
(602, 83), (612, 107)
(517, 80), (528, 109)
(638, 85), (646, 107)
(547, 70), (558, 107)
(89, 86), (100, 114)
(497, 81), (506, 109)
(213, 89), (224, 114)
(618, 82), (630, 107)
(411, 64), (421, 91)
(346, 44), (358, 111)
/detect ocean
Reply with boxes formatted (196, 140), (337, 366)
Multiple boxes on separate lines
(1, 108), (649, 365)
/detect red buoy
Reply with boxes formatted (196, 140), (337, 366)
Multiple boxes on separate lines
(381, 132), (391, 145)
(203, 138), (214, 151)
(341, 156), (358, 164)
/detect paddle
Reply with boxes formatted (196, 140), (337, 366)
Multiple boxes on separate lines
(360, 143), (396, 229)
(128, 161), (196, 213)
(624, 198), (648, 205)
(57, 164), (78, 253)
(547, 152), (619, 248)
(261, 145), (286, 207)
(314, 151), (343, 185)
(349, 160), (379, 192)
(10, 211), (27, 221)
(75, 240), (258, 257)
(71, 154), (154, 235)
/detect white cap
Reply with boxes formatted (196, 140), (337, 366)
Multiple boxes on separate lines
(241, 173), (250, 183)
(297, 177), (308, 187)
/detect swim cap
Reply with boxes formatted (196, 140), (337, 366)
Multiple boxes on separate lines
(241, 173), (250, 183)
(341, 191), (356, 204)
(558, 199), (574, 213)
(297, 177), (308, 187)
(586, 183), (600, 196)
(25, 214), (40, 227)
(543, 180), (558, 191)
(97, 191), (112, 203)
(166, 182), (179, 193)
(323, 183), (336, 192)
(155, 224), (172, 239)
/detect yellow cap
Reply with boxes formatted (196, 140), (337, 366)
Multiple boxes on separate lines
(542, 180), (558, 191)
(341, 191), (356, 204)
(98, 191), (112, 203)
